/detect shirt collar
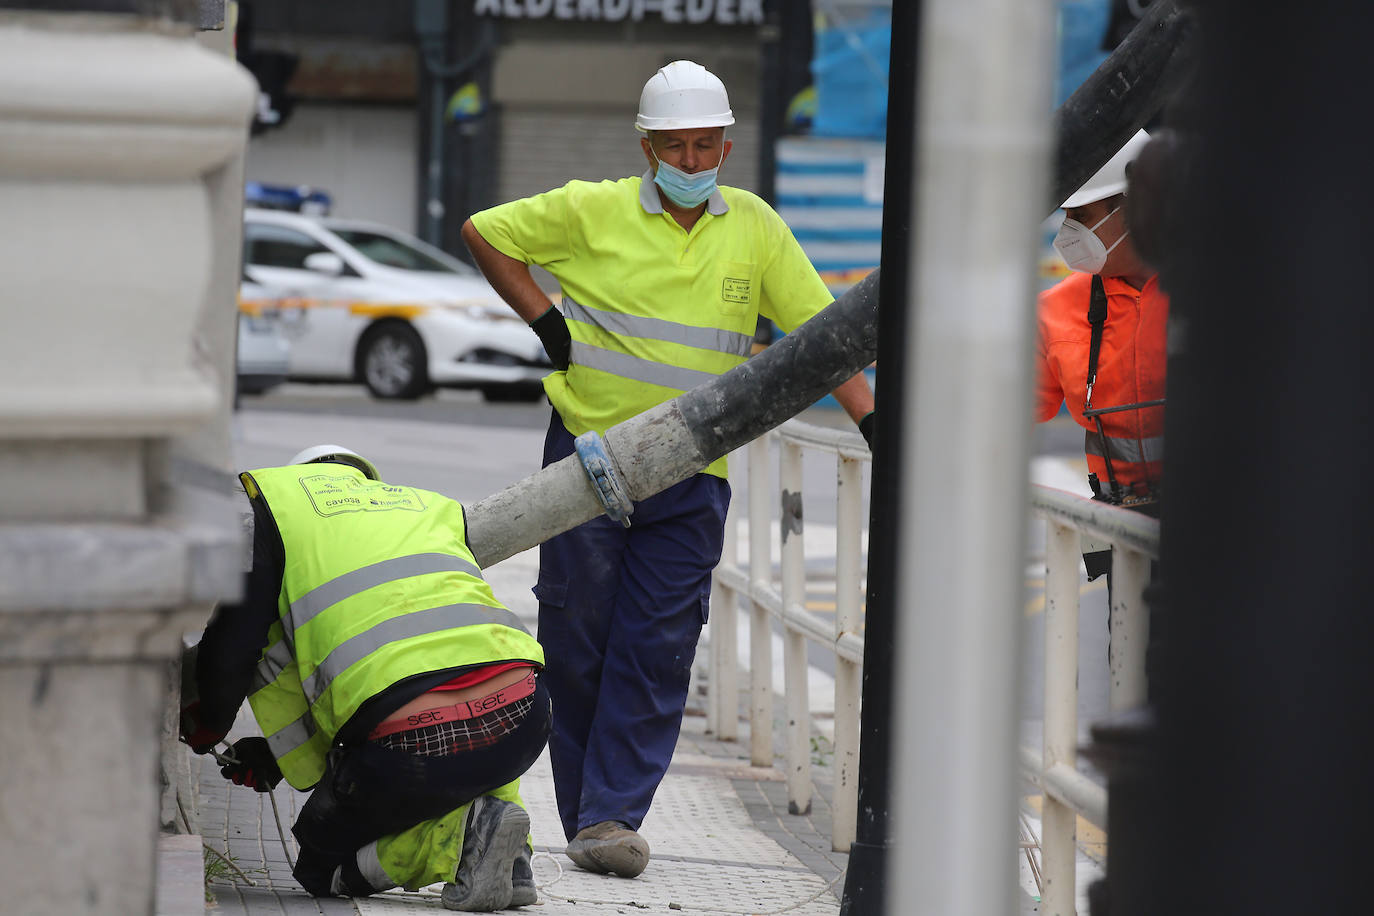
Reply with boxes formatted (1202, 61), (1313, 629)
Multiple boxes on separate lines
(639, 169), (729, 216)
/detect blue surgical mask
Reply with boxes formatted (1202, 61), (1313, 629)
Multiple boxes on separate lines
(650, 143), (725, 209)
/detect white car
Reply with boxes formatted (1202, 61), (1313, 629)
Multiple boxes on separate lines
(236, 303), (292, 397)
(240, 208), (550, 400)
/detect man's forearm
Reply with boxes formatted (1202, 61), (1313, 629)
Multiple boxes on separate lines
(460, 219), (555, 323)
(833, 371), (875, 424)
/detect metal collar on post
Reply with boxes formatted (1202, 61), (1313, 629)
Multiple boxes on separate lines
(574, 431), (634, 528)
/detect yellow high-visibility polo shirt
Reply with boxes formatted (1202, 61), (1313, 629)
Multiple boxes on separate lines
(470, 172), (833, 478)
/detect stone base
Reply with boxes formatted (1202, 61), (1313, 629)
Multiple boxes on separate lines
(155, 833), (205, 916)
(0, 439), (145, 520)
(0, 661), (166, 915)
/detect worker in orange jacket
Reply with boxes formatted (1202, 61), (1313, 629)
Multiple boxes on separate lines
(1035, 129), (1165, 514)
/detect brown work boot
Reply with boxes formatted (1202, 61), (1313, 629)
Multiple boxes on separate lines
(565, 821), (650, 878)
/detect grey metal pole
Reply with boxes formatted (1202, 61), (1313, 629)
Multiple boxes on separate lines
(885, 1), (1054, 914)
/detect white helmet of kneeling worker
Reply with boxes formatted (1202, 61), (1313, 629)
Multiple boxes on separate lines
(635, 60), (735, 132)
(289, 444), (381, 481)
(1061, 129), (1151, 209)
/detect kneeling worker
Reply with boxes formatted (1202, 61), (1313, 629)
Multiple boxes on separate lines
(180, 444), (549, 910)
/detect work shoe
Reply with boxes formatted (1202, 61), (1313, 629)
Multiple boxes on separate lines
(565, 820), (650, 878)
(441, 796), (531, 912)
(510, 842), (537, 907)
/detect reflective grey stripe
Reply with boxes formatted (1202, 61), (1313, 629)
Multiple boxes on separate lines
(301, 602), (531, 704)
(288, 553), (484, 634)
(570, 341), (725, 392)
(354, 842), (396, 893)
(563, 296), (754, 358)
(1085, 431), (1164, 465)
(264, 711), (317, 759)
(253, 639), (295, 693)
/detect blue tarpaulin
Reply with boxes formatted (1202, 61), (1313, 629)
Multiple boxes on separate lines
(810, 12), (890, 140)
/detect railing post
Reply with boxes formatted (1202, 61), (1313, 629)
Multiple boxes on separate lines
(1109, 547), (1151, 712)
(711, 455), (742, 741)
(1042, 522), (1082, 916)
(833, 451), (865, 851)
(748, 435), (775, 767)
(780, 438), (812, 814)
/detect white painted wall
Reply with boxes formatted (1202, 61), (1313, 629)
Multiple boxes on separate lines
(246, 103), (418, 231)
(497, 105), (759, 205)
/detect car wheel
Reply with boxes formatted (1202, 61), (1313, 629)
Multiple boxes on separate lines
(481, 384), (545, 403)
(359, 323), (429, 400)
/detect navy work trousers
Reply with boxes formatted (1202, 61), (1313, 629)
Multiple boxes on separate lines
(536, 411), (730, 840)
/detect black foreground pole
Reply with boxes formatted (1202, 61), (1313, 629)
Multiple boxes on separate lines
(837, 0), (921, 911)
(1146, 2), (1374, 914)
(838, 2), (1193, 913)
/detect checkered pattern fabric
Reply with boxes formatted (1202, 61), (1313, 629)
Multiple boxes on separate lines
(373, 696), (535, 757)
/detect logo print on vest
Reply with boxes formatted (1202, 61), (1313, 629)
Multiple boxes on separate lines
(722, 276), (751, 304)
(300, 475), (428, 517)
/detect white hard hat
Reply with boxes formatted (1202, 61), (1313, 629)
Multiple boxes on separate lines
(635, 60), (734, 132)
(1061, 129), (1152, 209)
(289, 444), (380, 481)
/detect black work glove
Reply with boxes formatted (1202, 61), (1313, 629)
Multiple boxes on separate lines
(179, 700), (228, 755)
(858, 411), (875, 449)
(220, 737), (283, 792)
(530, 305), (571, 371)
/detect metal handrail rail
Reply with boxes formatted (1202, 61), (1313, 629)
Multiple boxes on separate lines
(706, 417), (1157, 907)
(1029, 485), (1160, 558)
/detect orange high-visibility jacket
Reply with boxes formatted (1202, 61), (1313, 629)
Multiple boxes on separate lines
(1034, 272), (1168, 498)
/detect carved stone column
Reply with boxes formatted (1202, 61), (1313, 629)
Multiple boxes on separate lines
(0, 6), (253, 913)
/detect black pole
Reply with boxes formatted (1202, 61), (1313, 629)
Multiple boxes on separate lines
(413, 0), (450, 246)
(837, 0), (920, 910)
(1148, 1), (1374, 913)
(443, 11), (499, 258)
(757, 3), (782, 208)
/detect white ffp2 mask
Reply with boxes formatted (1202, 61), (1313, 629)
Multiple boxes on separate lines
(1053, 207), (1127, 274)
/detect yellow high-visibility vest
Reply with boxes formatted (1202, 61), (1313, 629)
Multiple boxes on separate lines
(240, 464), (543, 789)
(471, 174), (834, 477)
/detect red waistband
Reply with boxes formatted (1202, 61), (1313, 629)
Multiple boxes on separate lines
(368, 671), (538, 741)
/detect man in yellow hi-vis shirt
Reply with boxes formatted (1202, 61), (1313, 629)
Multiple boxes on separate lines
(461, 60), (874, 879)
(180, 444), (549, 910)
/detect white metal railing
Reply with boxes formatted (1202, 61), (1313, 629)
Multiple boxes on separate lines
(1020, 487), (1158, 915)
(704, 417), (1160, 905)
(707, 418), (870, 852)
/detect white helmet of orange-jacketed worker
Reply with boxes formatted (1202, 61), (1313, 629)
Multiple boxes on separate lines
(1061, 129), (1152, 209)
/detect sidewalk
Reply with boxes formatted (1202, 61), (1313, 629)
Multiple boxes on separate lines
(171, 544), (850, 916)
(183, 703), (847, 915)
(158, 408), (1094, 914)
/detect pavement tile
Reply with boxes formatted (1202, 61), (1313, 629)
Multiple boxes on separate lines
(190, 701), (848, 915)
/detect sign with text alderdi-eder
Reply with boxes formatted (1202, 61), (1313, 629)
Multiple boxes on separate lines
(474, 0), (764, 25)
